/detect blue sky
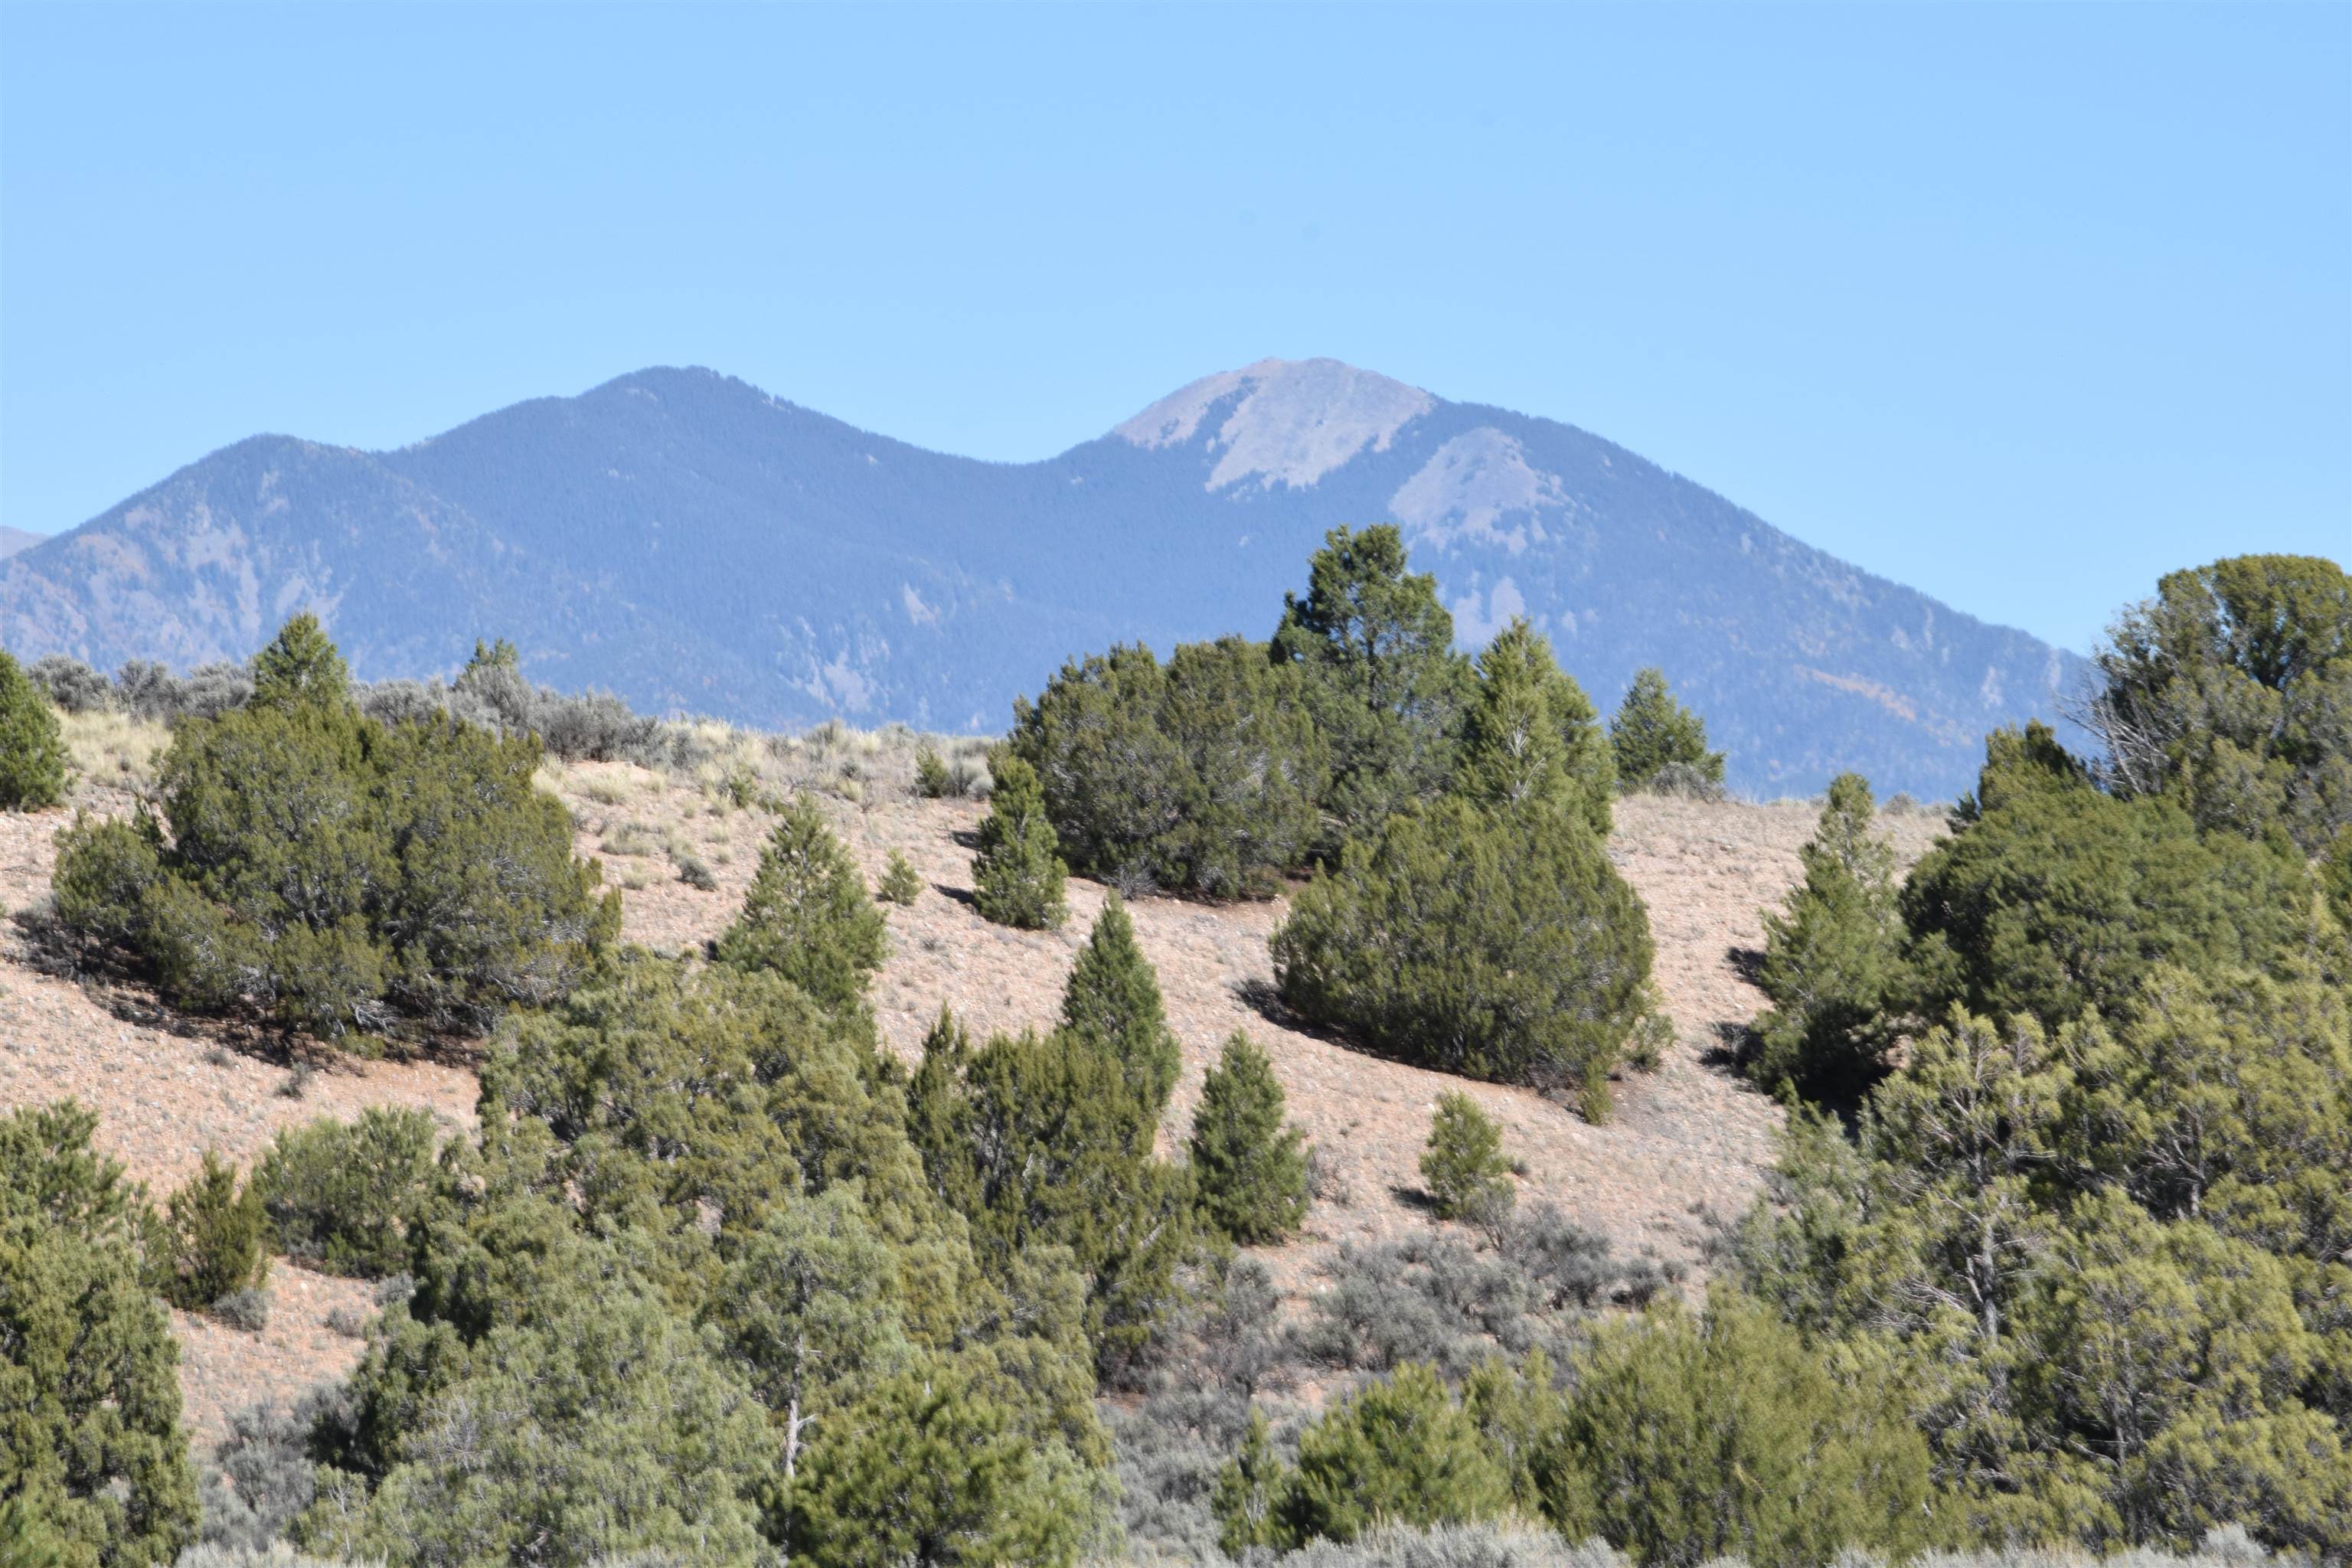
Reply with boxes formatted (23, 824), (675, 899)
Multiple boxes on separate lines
(2, 3), (2344, 653)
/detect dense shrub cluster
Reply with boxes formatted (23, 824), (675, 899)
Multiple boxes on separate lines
(0, 648), (69, 809)
(51, 616), (619, 1042)
(252, 1109), (443, 1277)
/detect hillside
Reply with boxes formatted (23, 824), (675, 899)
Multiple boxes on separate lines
(0, 360), (2087, 799)
(0, 716), (1945, 1452)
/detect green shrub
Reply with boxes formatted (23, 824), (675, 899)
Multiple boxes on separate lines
(971, 753), (1068, 929)
(1217, 1363), (1512, 1551)
(1272, 797), (1658, 1113)
(877, 848), (923, 905)
(1269, 524), (1474, 846)
(1061, 894), (1181, 1116)
(48, 618), (617, 1044)
(1902, 724), (2318, 1028)
(712, 793), (888, 1016)
(1419, 1093), (1514, 1228)
(161, 1151), (268, 1311)
(0, 648), (68, 810)
(1750, 773), (1909, 1102)
(253, 1108), (443, 1278)
(1189, 1033), (1308, 1245)
(914, 743), (952, 799)
(0, 1103), (200, 1567)
(1454, 617), (1613, 838)
(1533, 1290), (1939, 1568)
(1009, 637), (1323, 897)
(1609, 668), (1724, 793)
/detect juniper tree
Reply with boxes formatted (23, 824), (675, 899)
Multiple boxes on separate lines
(1272, 795), (1659, 1116)
(1609, 667), (1724, 793)
(1454, 616), (1613, 837)
(1270, 524), (1475, 844)
(1419, 1093), (1515, 1227)
(0, 1104), (201, 1567)
(1189, 1033), (1309, 1245)
(971, 753), (1068, 929)
(248, 612), (351, 713)
(160, 1151), (269, 1311)
(914, 743), (953, 799)
(714, 793), (889, 1017)
(0, 648), (67, 810)
(1750, 773), (1908, 1102)
(1060, 893), (1181, 1117)
(877, 848), (923, 906)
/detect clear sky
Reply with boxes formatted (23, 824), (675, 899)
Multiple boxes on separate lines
(3, 3), (2344, 653)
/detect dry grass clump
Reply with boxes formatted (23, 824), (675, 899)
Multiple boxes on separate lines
(635, 717), (991, 810)
(60, 710), (169, 795)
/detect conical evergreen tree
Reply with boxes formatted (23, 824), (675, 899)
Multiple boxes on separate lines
(877, 848), (923, 906)
(1420, 1091), (1514, 1227)
(0, 649), (67, 811)
(1188, 1032), (1308, 1245)
(714, 794), (889, 1017)
(1060, 894), (1180, 1115)
(972, 754), (1067, 929)
(1610, 667), (1725, 792)
(1455, 616), (1613, 836)
(1750, 773), (1908, 1102)
(249, 612), (351, 712)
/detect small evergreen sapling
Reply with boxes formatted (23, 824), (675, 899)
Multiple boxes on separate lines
(0, 648), (67, 810)
(714, 793), (888, 1017)
(971, 753), (1067, 929)
(1060, 893), (1179, 1112)
(1189, 1033), (1309, 1245)
(877, 848), (923, 906)
(913, 743), (953, 799)
(162, 1150), (270, 1312)
(1609, 667), (1725, 794)
(1419, 1093), (1514, 1228)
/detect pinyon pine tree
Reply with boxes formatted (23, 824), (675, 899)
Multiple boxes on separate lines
(1454, 616), (1614, 837)
(1060, 893), (1179, 1114)
(1610, 668), (1725, 793)
(714, 793), (888, 1017)
(877, 848), (923, 906)
(972, 753), (1067, 929)
(1189, 1033), (1309, 1245)
(0, 648), (67, 811)
(1750, 773), (1908, 1102)
(1420, 1092), (1514, 1227)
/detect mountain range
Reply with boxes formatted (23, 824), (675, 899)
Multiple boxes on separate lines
(0, 359), (2088, 798)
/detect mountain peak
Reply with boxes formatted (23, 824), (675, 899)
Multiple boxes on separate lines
(1114, 358), (1436, 492)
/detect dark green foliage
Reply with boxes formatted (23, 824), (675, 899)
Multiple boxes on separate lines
(877, 848), (923, 905)
(1272, 795), (1658, 1112)
(787, 1354), (1093, 1568)
(970, 753), (1068, 929)
(1532, 1291), (1941, 1568)
(248, 614), (349, 712)
(1609, 667), (1724, 793)
(1454, 617), (1613, 838)
(1009, 637), (1323, 897)
(712, 793), (888, 1016)
(914, 743), (952, 799)
(161, 1151), (269, 1312)
(1189, 1033), (1308, 1245)
(2325, 825), (2352, 933)
(253, 1109), (443, 1278)
(1420, 1093), (1514, 1228)
(0, 648), (68, 810)
(1902, 724), (2317, 1028)
(1270, 524), (1475, 844)
(2086, 553), (2351, 850)
(1750, 773), (1909, 1101)
(0, 1103), (200, 1567)
(1061, 894), (1181, 1114)
(1217, 1362), (1513, 1550)
(906, 1014), (1191, 1376)
(49, 617), (617, 1043)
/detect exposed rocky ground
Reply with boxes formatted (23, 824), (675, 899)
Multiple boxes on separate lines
(0, 720), (1948, 1458)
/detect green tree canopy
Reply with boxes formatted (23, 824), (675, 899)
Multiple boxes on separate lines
(1060, 893), (1181, 1117)
(0, 648), (67, 811)
(1453, 617), (1613, 838)
(1188, 1032), (1308, 1246)
(1419, 1092), (1515, 1228)
(712, 793), (889, 1018)
(1269, 524), (1475, 844)
(1609, 667), (1724, 793)
(970, 753), (1068, 929)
